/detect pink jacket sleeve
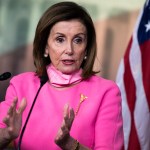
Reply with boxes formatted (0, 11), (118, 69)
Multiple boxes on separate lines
(94, 84), (124, 149)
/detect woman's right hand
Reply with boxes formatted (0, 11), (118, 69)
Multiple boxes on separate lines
(2, 97), (27, 140)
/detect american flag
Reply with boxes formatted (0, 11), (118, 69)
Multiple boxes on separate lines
(116, 0), (150, 149)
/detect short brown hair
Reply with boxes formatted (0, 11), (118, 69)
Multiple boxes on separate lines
(33, 1), (97, 79)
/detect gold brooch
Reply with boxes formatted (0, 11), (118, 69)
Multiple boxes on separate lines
(75, 94), (88, 116)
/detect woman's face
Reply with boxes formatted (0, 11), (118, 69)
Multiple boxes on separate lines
(45, 19), (87, 74)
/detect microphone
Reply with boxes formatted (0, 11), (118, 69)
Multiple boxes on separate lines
(17, 75), (48, 150)
(0, 72), (11, 81)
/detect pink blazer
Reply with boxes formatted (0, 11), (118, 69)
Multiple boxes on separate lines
(0, 72), (124, 149)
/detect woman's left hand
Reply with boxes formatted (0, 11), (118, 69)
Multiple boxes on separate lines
(55, 104), (75, 149)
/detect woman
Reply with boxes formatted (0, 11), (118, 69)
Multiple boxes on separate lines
(0, 1), (124, 150)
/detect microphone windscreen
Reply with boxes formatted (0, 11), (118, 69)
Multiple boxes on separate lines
(0, 72), (11, 81)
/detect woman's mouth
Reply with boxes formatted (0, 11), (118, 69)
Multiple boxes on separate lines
(62, 59), (75, 65)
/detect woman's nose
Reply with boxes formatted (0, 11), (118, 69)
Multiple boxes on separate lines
(65, 42), (73, 55)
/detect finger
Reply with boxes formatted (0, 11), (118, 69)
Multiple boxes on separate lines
(63, 104), (72, 126)
(55, 128), (62, 142)
(17, 98), (27, 114)
(55, 125), (69, 143)
(70, 108), (75, 121)
(55, 129), (65, 145)
(59, 118), (69, 135)
(3, 115), (10, 126)
(55, 125), (68, 142)
(63, 103), (69, 118)
(7, 105), (14, 116)
(7, 98), (18, 116)
(68, 108), (75, 130)
(61, 124), (69, 133)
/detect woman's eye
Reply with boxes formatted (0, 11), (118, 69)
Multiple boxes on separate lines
(56, 37), (64, 43)
(74, 38), (83, 44)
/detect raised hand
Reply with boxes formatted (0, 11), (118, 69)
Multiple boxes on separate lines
(55, 104), (75, 149)
(2, 97), (27, 140)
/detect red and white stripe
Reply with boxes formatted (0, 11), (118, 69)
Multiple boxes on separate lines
(116, 1), (150, 149)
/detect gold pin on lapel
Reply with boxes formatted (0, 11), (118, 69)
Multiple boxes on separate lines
(75, 94), (88, 116)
